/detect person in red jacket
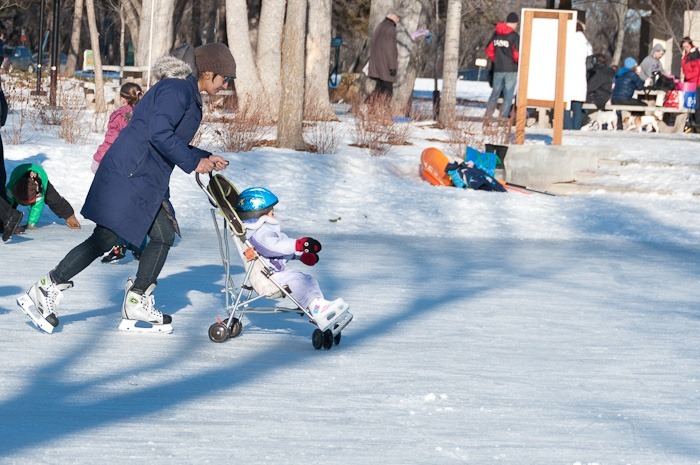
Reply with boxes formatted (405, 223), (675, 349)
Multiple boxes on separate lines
(681, 37), (700, 127)
(485, 12), (520, 119)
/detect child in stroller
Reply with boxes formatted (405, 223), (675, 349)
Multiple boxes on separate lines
(235, 186), (352, 332)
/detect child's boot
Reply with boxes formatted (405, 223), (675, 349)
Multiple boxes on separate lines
(308, 297), (351, 332)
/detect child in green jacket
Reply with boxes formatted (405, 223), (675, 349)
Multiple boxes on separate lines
(6, 163), (80, 232)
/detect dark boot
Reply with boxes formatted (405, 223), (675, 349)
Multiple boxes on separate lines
(2, 209), (23, 242)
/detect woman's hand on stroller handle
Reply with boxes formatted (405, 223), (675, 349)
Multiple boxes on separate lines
(195, 155), (229, 174)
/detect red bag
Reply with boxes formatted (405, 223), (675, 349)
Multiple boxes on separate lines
(663, 90), (680, 108)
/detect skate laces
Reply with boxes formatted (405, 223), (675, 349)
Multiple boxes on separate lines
(141, 293), (163, 320)
(43, 282), (64, 316)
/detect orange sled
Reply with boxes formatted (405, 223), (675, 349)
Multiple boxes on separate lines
(420, 147), (453, 186)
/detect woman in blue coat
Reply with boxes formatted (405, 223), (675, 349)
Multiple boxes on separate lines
(19, 43), (235, 334)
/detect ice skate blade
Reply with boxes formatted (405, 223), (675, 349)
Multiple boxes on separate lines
(17, 294), (55, 334)
(329, 312), (353, 336)
(118, 318), (173, 334)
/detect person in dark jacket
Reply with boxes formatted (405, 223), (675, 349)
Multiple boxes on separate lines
(611, 57), (646, 106)
(586, 54), (616, 110)
(19, 43), (235, 334)
(485, 12), (520, 119)
(367, 11), (400, 100)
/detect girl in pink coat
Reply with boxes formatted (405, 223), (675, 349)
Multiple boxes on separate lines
(91, 82), (143, 173)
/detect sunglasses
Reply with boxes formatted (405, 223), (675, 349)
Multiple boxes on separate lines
(223, 76), (235, 86)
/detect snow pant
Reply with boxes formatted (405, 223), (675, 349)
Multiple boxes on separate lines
(0, 133), (6, 203)
(486, 72), (517, 118)
(51, 206), (175, 293)
(0, 195), (13, 224)
(271, 269), (324, 309)
(564, 100), (584, 130)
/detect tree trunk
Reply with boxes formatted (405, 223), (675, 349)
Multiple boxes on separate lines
(304, 0), (336, 120)
(123, 0), (141, 58)
(85, 0), (106, 112)
(392, 0), (429, 113)
(257, 0), (286, 112)
(277, 0), (308, 150)
(119, 2), (126, 67)
(225, 0), (263, 102)
(65, 0), (84, 76)
(137, 0), (176, 68)
(361, 0), (395, 95)
(438, 0), (462, 126)
(612, 0), (628, 67)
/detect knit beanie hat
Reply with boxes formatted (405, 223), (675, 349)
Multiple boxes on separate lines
(13, 173), (39, 204)
(624, 57), (637, 69)
(506, 12), (519, 23)
(194, 43), (236, 79)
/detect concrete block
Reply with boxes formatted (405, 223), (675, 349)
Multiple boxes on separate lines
(504, 145), (616, 187)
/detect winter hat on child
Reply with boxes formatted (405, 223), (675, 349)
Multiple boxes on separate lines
(624, 57), (637, 69)
(506, 12), (519, 23)
(13, 174), (39, 204)
(194, 43), (236, 79)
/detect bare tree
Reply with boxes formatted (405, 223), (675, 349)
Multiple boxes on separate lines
(225, 0), (264, 102)
(612, 0), (629, 66)
(65, 0), (83, 76)
(85, 0), (106, 112)
(392, 0), (430, 113)
(257, 0), (286, 109)
(277, 0), (308, 150)
(137, 0), (175, 68)
(305, 0), (336, 120)
(123, 0), (141, 59)
(438, 0), (462, 126)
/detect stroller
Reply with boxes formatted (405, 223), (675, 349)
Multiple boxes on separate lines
(196, 173), (352, 350)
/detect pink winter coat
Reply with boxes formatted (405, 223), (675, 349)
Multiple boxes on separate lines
(91, 104), (133, 173)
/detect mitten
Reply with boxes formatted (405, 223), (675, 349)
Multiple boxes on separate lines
(296, 237), (322, 253)
(300, 252), (319, 266)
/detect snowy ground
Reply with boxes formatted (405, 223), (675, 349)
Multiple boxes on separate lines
(0, 80), (698, 464)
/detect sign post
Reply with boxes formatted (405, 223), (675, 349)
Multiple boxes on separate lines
(515, 9), (576, 146)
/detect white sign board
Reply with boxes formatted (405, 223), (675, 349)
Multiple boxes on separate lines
(519, 9), (578, 104)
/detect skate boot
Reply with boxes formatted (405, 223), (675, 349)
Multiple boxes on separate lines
(308, 297), (352, 332)
(2, 209), (23, 242)
(102, 244), (127, 263)
(119, 279), (173, 333)
(17, 274), (73, 333)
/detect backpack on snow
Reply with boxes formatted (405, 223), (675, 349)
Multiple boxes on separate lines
(445, 161), (506, 192)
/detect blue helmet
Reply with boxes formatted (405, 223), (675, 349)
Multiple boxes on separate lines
(235, 187), (279, 219)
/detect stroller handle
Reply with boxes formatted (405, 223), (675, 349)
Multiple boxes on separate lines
(195, 172), (213, 190)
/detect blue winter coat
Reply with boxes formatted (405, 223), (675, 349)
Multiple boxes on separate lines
(81, 56), (210, 246)
(612, 67), (644, 100)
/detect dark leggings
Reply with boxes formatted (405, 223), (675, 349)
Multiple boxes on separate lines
(52, 206), (175, 292)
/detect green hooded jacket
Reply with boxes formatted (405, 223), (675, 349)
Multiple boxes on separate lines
(6, 163), (50, 226)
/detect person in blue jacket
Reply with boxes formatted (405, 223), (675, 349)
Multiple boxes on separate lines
(612, 57), (647, 106)
(19, 43), (235, 334)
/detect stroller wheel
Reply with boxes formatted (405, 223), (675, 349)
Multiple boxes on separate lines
(209, 322), (229, 343)
(312, 329), (324, 350)
(334, 332), (341, 346)
(223, 318), (243, 338)
(322, 330), (334, 350)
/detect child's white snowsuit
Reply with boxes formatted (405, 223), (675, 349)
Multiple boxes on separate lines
(243, 215), (324, 309)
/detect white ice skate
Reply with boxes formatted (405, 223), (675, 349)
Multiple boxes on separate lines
(119, 279), (173, 333)
(17, 275), (73, 334)
(308, 297), (353, 333)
